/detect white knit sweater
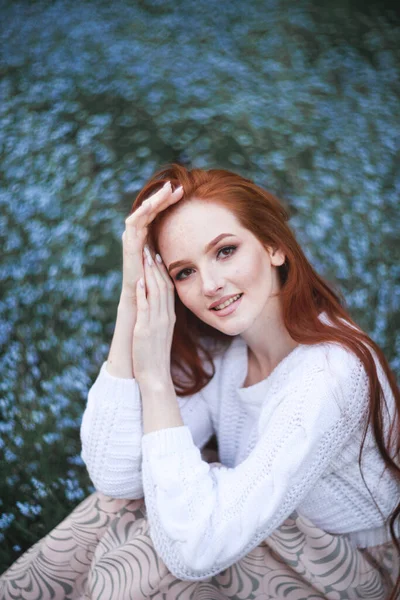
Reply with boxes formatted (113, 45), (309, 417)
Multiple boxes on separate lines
(80, 313), (399, 581)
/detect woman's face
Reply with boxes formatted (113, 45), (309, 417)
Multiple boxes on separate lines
(157, 199), (285, 337)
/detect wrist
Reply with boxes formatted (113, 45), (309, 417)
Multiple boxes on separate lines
(139, 373), (173, 393)
(140, 376), (183, 434)
(118, 290), (137, 311)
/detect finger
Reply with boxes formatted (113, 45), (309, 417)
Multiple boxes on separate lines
(125, 185), (166, 227)
(143, 247), (161, 314)
(154, 253), (175, 319)
(124, 197), (152, 239)
(126, 182), (171, 224)
(127, 181), (183, 225)
(128, 182), (184, 233)
(151, 252), (169, 317)
(136, 275), (148, 323)
(144, 182), (184, 215)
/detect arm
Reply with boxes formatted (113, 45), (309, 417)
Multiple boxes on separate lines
(140, 347), (370, 580)
(80, 293), (141, 496)
(106, 292), (137, 379)
(80, 350), (219, 498)
(81, 182), (188, 493)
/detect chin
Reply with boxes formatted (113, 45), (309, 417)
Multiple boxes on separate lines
(210, 317), (249, 337)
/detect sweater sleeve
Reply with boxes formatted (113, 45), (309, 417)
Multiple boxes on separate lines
(80, 361), (215, 499)
(140, 345), (371, 580)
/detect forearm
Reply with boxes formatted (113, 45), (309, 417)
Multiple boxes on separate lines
(141, 378), (184, 435)
(81, 356), (145, 498)
(106, 292), (137, 378)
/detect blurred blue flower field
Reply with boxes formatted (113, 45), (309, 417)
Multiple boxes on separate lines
(0, 0), (399, 571)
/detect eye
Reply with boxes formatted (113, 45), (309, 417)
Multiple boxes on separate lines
(217, 245), (237, 259)
(174, 245), (237, 281)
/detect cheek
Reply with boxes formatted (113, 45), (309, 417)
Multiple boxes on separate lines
(235, 251), (265, 283)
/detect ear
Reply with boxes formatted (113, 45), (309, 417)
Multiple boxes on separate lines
(267, 246), (286, 267)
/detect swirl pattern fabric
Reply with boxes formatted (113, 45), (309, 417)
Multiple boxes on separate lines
(1, 491), (397, 600)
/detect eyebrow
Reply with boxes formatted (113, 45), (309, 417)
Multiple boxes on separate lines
(168, 233), (237, 273)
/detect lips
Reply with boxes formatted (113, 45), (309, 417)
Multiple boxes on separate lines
(209, 293), (243, 310)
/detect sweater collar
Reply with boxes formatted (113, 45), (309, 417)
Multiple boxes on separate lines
(235, 336), (304, 392)
(232, 310), (331, 407)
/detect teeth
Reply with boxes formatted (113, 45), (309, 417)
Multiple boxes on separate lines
(213, 294), (241, 311)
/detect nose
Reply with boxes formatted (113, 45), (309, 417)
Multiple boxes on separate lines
(201, 269), (224, 297)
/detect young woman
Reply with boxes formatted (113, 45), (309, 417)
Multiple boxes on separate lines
(1, 163), (399, 600)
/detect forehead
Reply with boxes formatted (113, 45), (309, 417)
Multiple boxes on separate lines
(157, 200), (245, 254)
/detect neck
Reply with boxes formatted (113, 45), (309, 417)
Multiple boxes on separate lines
(240, 301), (299, 377)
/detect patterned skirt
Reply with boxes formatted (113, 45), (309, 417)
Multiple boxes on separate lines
(0, 488), (397, 600)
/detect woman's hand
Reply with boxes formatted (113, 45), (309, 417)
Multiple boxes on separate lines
(121, 181), (183, 303)
(132, 245), (176, 386)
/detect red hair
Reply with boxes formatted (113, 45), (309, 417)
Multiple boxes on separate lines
(131, 163), (400, 598)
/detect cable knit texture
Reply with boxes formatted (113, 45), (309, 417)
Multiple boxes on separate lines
(80, 312), (399, 581)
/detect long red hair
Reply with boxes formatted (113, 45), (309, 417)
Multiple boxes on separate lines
(131, 162), (400, 598)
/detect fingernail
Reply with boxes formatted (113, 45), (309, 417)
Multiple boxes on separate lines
(156, 253), (162, 263)
(144, 247), (152, 264)
(174, 185), (183, 193)
(163, 181), (171, 189)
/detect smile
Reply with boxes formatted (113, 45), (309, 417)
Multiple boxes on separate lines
(211, 293), (243, 316)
